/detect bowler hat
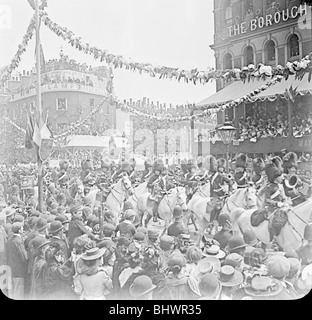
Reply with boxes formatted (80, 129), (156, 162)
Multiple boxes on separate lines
(28, 217), (39, 229)
(36, 218), (48, 231)
(129, 275), (156, 298)
(31, 235), (49, 252)
(98, 239), (115, 250)
(47, 215), (56, 223)
(55, 214), (70, 225)
(50, 209), (58, 216)
(218, 213), (231, 227)
(172, 206), (183, 218)
(11, 222), (23, 234)
(48, 220), (64, 235)
(103, 223), (116, 232)
(198, 273), (221, 299)
(81, 247), (106, 261)
(226, 235), (247, 253)
(160, 235), (174, 246)
(243, 229), (258, 247)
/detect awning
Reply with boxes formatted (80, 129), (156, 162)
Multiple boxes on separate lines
(197, 73), (312, 108)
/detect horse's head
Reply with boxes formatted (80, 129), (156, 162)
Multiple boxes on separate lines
(121, 174), (134, 196)
(173, 187), (188, 211)
(244, 187), (258, 209)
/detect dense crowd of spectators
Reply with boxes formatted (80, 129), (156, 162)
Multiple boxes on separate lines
(238, 101), (312, 142)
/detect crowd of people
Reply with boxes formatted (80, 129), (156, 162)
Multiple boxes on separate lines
(239, 101), (312, 141)
(0, 151), (312, 300)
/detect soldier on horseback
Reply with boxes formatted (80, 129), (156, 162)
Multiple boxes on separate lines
(58, 159), (71, 190)
(185, 159), (199, 201)
(251, 157), (266, 190)
(147, 159), (174, 223)
(208, 156), (233, 234)
(97, 156), (113, 201)
(234, 153), (250, 189)
(112, 160), (132, 183)
(141, 158), (153, 182)
(128, 158), (140, 186)
(81, 158), (96, 188)
(264, 162), (290, 212)
(196, 156), (209, 182)
(282, 152), (308, 207)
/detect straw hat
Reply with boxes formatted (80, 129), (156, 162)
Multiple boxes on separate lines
(244, 276), (283, 298)
(217, 265), (244, 287)
(203, 245), (226, 259)
(81, 247), (106, 261)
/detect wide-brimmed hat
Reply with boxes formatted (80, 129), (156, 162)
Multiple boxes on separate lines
(81, 247), (106, 261)
(70, 204), (83, 214)
(203, 245), (226, 259)
(267, 255), (290, 279)
(55, 214), (70, 225)
(222, 253), (244, 269)
(129, 275), (156, 298)
(217, 265), (244, 287)
(198, 273), (222, 299)
(244, 276), (283, 297)
(48, 220), (64, 235)
(196, 257), (221, 278)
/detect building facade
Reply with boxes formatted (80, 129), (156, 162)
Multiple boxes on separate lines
(200, 0), (312, 164)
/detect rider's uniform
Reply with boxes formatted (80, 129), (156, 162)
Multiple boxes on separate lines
(252, 157), (266, 191)
(234, 154), (250, 189)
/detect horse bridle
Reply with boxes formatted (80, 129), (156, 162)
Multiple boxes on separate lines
(109, 177), (133, 207)
(163, 187), (186, 213)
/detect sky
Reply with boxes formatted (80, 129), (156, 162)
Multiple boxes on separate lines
(0, 0), (216, 105)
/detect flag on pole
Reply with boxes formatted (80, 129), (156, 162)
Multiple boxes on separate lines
(25, 111), (35, 149)
(34, 42), (46, 73)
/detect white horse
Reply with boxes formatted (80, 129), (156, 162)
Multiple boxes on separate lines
(86, 174), (134, 225)
(136, 187), (188, 234)
(231, 197), (312, 252)
(222, 187), (258, 215)
(127, 181), (148, 218)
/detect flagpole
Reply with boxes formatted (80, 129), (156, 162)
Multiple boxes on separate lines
(35, 0), (44, 212)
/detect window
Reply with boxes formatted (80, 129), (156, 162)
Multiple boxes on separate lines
(244, 46), (254, 65)
(90, 98), (95, 107)
(176, 136), (181, 154)
(243, 0), (253, 15)
(223, 53), (233, 70)
(56, 98), (67, 110)
(289, 34), (300, 58)
(224, 0), (233, 25)
(265, 40), (276, 63)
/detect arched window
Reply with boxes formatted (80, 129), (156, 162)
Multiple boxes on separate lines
(223, 53), (233, 70)
(244, 46), (254, 65)
(265, 40), (276, 63)
(288, 34), (300, 58)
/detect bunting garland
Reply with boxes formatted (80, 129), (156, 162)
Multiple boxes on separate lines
(116, 75), (284, 122)
(0, 15), (36, 89)
(37, 10), (312, 85)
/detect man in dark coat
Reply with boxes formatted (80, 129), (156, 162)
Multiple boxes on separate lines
(141, 158), (153, 182)
(167, 207), (187, 238)
(67, 204), (97, 252)
(213, 213), (233, 250)
(5, 222), (28, 300)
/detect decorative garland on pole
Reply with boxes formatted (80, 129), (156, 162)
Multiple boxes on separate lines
(0, 15), (36, 88)
(38, 11), (312, 84)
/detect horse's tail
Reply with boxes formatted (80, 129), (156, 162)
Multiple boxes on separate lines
(230, 207), (245, 236)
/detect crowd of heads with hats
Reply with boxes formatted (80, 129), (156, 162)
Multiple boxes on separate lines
(1, 150), (312, 300)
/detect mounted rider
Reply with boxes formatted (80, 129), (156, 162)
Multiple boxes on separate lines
(128, 158), (140, 186)
(58, 159), (71, 189)
(147, 159), (174, 222)
(264, 162), (290, 212)
(141, 158), (153, 182)
(111, 160), (131, 183)
(251, 157), (266, 190)
(282, 152), (308, 207)
(185, 159), (199, 201)
(196, 156), (209, 182)
(81, 158), (96, 188)
(234, 153), (250, 189)
(97, 156), (113, 200)
(207, 156), (233, 233)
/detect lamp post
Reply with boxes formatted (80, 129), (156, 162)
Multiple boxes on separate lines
(216, 119), (236, 173)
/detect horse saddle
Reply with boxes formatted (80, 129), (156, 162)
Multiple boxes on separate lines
(270, 209), (288, 237)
